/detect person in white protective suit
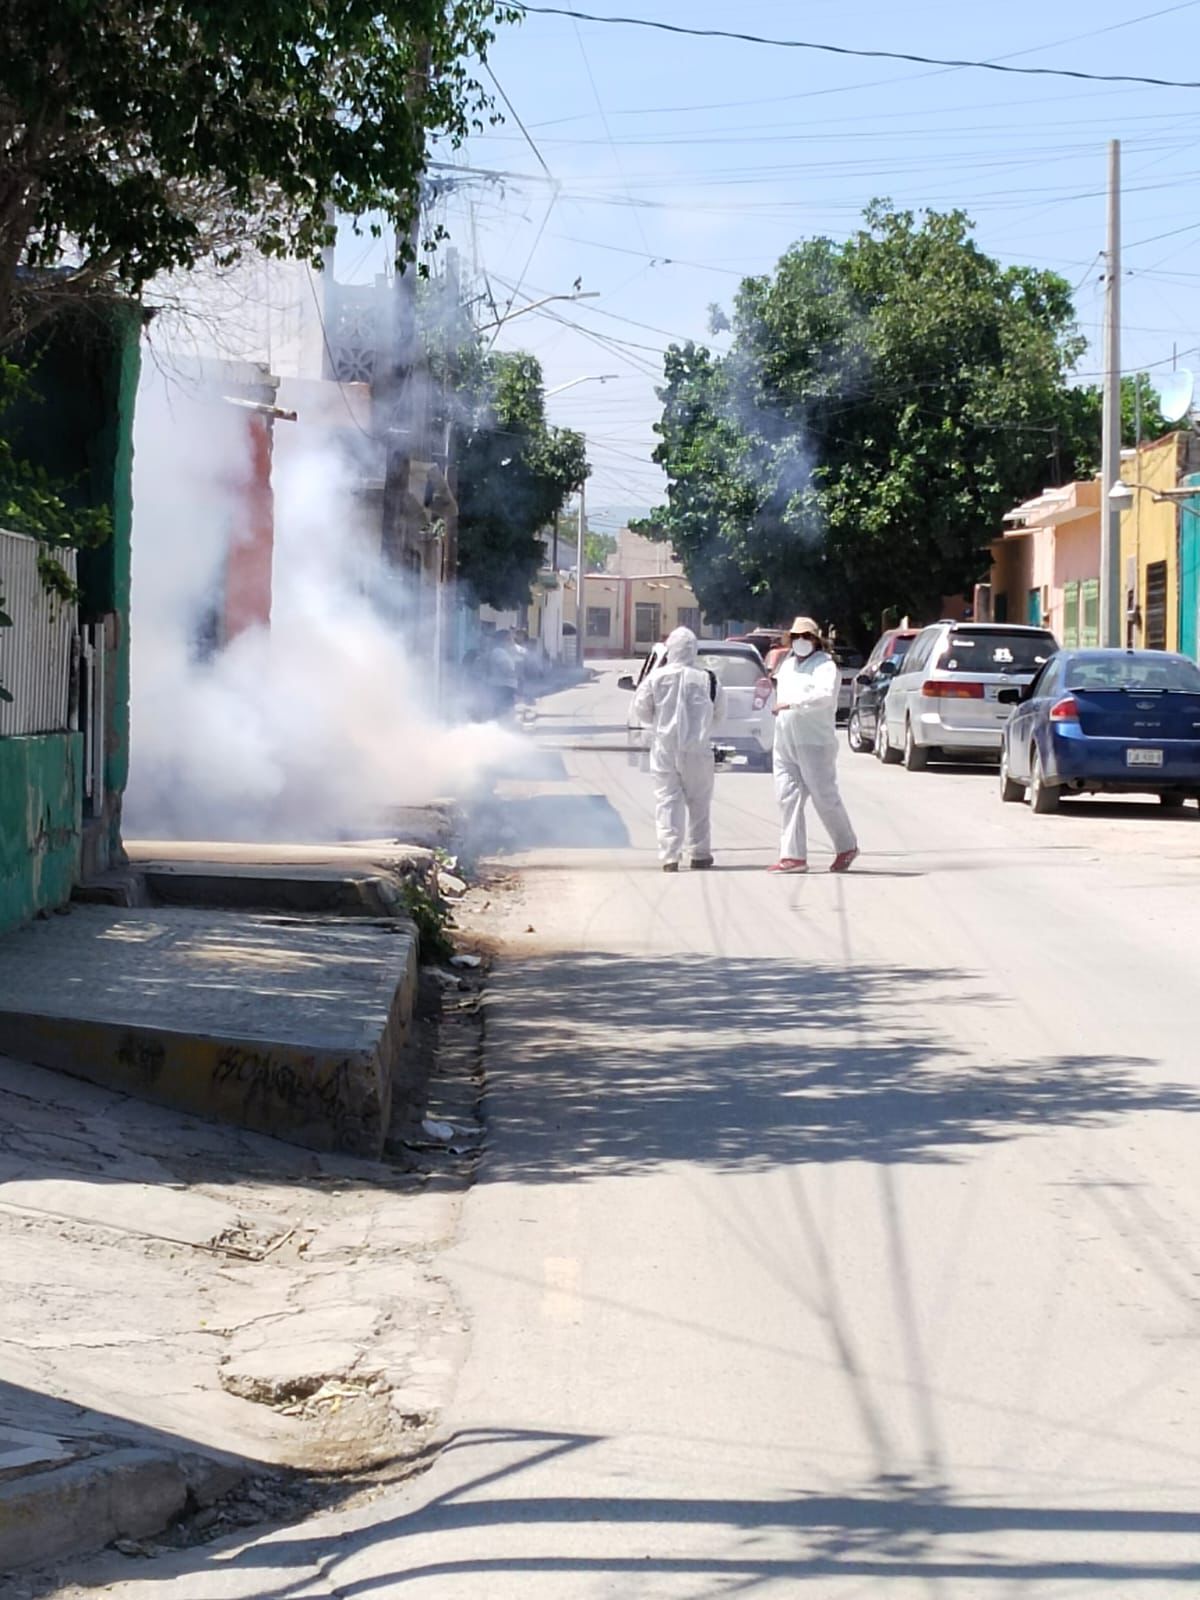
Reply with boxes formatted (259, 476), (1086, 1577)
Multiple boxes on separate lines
(769, 616), (859, 874)
(633, 627), (727, 872)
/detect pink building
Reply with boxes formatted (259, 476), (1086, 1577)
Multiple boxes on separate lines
(984, 479), (1101, 645)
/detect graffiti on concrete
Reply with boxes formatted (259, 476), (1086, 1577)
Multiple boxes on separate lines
(115, 1033), (166, 1087)
(211, 1045), (377, 1143)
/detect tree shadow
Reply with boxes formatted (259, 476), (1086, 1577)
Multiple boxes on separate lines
(477, 953), (1196, 1180)
(102, 1427), (1200, 1595)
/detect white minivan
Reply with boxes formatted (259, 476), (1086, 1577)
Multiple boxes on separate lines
(878, 620), (1059, 769)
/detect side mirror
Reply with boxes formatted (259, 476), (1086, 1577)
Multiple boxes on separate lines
(996, 687), (1021, 706)
(617, 675), (636, 691)
(877, 659), (900, 679)
(855, 671), (872, 686)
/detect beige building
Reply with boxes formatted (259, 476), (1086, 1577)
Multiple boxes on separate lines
(561, 527), (718, 657)
(985, 479), (1101, 642)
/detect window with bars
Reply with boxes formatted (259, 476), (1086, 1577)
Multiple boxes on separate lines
(676, 606), (701, 632)
(586, 606), (612, 639)
(1145, 561), (1168, 650)
(635, 602), (661, 644)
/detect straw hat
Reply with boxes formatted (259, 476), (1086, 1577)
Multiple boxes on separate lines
(788, 616), (821, 637)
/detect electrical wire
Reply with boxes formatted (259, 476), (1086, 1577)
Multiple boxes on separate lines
(571, 15), (653, 255)
(513, 4), (1200, 90)
(484, 64), (556, 182)
(303, 269), (375, 443)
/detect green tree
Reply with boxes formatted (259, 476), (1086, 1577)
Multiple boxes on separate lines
(640, 203), (1149, 642)
(585, 529), (616, 571)
(456, 352), (588, 609)
(0, 1), (515, 344)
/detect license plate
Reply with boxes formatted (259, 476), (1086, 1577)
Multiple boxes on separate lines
(1127, 748), (1163, 767)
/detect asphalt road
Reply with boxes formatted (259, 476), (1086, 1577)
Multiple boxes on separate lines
(73, 663), (1200, 1597)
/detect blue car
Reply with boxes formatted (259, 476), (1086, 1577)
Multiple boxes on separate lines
(999, 648), (1200, 814)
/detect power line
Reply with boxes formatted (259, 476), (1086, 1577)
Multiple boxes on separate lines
(304, 269), (375, 443)
(513, 5), (1200, 90)
(571, 15), (653, 255)
(484, 64), (556, 182)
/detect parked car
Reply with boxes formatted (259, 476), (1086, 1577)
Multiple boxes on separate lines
(846, 628), (920, 753)
(728, 629), (787, 662)
(878, 621), (1059, 768)
(998, 648), (1200, 813)
(619, 639), (775, 766)
(832, 648), (865, 724)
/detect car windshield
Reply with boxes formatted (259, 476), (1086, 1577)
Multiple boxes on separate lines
(890, 636), (914, 660)
(937, 631), (1056, 674)
(1066, 654), (1200, 692)
(700, 652), (763, 687)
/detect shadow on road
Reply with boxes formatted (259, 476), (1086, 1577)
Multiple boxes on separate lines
(466, 794), (632, 853)
(133, 1426), (1200, 1595)
(477, 952), (1193, 1177)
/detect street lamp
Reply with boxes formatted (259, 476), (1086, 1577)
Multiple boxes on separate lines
(1109, 480), (1197, 505)
(476, 290), (598, 333)
(545, 373), (619, 399)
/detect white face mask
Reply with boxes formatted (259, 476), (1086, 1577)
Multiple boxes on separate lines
(792, 638), (816, 658)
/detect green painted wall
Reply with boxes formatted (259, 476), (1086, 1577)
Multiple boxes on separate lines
(7, 302), (141, 880)
(0, 734), (82, 933)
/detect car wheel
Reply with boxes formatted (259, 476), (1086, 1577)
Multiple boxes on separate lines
(876, 714), (901, 765)
(847, 709), (869, 754)
(903, 719), (929, 771)
(999, 744), (1024, 803)
(1029, 747), (1059, 814)
(1159, 793), (1187, 812)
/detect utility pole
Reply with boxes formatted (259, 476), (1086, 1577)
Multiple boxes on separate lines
(436, 253), (461, 711)
(575, 476), (587, 668)
(1101, 138), (1122, 648)
(379, 41), (432, 576)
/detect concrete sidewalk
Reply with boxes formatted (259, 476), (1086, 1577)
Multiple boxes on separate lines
(0, 905), (418, 1156)
(0, 1036), (476, 1585)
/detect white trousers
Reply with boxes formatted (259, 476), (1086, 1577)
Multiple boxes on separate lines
(774, 739), (857, 861)
(652, 747), (715, 863)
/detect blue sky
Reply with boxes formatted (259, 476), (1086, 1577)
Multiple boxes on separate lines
(350, 1), (1200, 525)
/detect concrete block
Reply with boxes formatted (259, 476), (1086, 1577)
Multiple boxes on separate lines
(0, 1447), (236, 1570)
(0, 907), (419, 1157)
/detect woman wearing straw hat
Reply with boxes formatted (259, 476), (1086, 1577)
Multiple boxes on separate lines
(768, 617), (859, 874)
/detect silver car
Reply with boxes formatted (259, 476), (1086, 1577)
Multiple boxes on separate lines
(621, 640), (775, 767)
(878, 621), (1059, 769)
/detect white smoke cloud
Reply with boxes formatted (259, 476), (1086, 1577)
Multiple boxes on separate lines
(126, 346), (527, 842)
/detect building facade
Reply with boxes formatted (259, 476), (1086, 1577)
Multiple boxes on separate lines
(986, 479), (1101, 642)
(1116, 432), (1200, 653)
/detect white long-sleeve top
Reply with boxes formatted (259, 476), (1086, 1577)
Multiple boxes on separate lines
(773, 650), (840, 747)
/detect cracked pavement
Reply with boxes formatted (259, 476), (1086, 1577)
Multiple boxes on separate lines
(0, 1044), (469, 1504)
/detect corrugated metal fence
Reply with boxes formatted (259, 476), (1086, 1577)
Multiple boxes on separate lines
(0, 529), (77, 736)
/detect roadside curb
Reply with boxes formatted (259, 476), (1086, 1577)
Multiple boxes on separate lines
(0, 1447), (244, 1571)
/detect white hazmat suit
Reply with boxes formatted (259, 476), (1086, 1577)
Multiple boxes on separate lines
(773, 647), (858, 864)
(633, 627), (726, 867)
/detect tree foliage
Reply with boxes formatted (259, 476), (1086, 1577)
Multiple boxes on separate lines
(0, 358), (107, 700)
(640, 204), (1154, 643)
(585, 529), (616, 571)
(456, 352), (588, 610)
(0, 1), (515, 344)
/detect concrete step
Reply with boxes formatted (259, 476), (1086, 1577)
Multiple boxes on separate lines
(0, 905), (418, 1157)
